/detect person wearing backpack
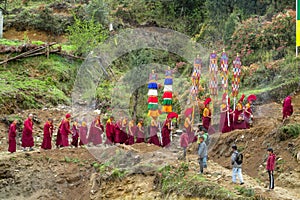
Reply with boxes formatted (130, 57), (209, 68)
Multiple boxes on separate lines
(231, 145), (244, 185)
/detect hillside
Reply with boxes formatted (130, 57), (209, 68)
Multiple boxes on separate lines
(0, 0), (299, 200)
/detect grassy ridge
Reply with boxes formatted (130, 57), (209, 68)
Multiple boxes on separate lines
(0, 54), (81, 113)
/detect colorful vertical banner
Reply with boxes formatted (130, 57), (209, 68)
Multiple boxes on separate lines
(162, 67), (173, 113)
(148, 70), (160, 117)
(297, 0), (300, 47)
(232, 53), (242, 110)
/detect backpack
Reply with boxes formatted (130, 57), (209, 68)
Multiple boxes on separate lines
(204, 133), (210, 146)
(235, 152), (243, 165)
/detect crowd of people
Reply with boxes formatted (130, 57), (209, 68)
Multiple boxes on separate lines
(6, 94), (293, 190)
(7, 113), (175, 153)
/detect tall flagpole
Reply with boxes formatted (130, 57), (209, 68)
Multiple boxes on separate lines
(297, 0), (299, 57)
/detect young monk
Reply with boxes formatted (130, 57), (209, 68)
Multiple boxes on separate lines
(162, 116), (171, 147)
(89, 115), (104, 145)
(202, 98), (212, 131)
(135, 119), (145, 143)
(41, 118), (54, 150)
(184, 115), (193, 143)
(105, 116), (115, 145)
(8, 119), (18, 153)
(148, 116), (160, 146)
(22, 114), (34, 151)
(71, 120), (79, 147)
(79, 120), (88, 146)
(126, 119), (135, 145)
(282, 95), (293, 121)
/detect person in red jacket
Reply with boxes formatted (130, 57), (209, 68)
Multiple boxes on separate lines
(8, 119), (18, 153)
(266, 148), (276, 190)
(60, 113), (72, 147)
(22, 114), (34, 151)
(41, 118), (54, 150)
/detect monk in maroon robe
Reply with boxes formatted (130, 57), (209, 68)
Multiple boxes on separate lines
(88, 115), (104, 145)
(8, 119), (18, 153)
(282, 96), (293, 120)
(56, 119), (63, 148)
(79, 121), (88, 146)
(41, 118), (53, 150)
(126, 119), (135, 145)
(119, 118), (128, 144)
(233, 103), (247, 130)
(105, 116), (115, 144)
(21, 114), (34, 151)
(114, 119), (122, 144)
(135, 119), (145, 143)
(161, 117), (171, 147)
(148, 117), (160, 146)
(71, 120), (79, 147)
(60, 113), (72, 147)
(219, 95), (231, 133)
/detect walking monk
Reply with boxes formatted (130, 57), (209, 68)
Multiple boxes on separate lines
(126, 119), (135, 145)
(41, 118), (53, 150)
(60, 113), (72, 147)
(105, 116), (115, 145)
(202, 98), (212, 131)
(148, 116), (161, 146)
(89, 115), (104, 145)
(79, 120), (88, 146)
(22, 114), (34, 151)
(162, 116), (171, 147)
(8, 119), (18, 153)
(233, 94), (247, 130)
(282, 95), (293, 121)
(219, 94), (231, 133)
(71, 120), (79, 147)
(135, 119), (145, 143)
(184, 115), (194, 143)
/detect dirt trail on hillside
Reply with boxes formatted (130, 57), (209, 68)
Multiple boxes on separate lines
(0, 93), (299, 199)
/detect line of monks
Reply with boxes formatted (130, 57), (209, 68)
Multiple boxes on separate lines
(7, 94), (294, 153)
(7, 113), (174, 153)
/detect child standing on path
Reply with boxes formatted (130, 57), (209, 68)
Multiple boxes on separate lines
(266, 148), (276, 190)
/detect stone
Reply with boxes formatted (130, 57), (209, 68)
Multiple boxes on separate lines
(297, 151), (300, 162)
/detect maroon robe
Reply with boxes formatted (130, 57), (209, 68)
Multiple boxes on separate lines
(105, 120), (115, 144)
(161, 119), (171, 147)
(135, 123), (145, 143)
(148, 123), (160, 146)
(88, 120), (103, 145)
(219, 105), (231, 133)
(41, 122), (53, 150)
(114, 120), (122, 143)
(21, 118), (34, 148)
(233, 109), (247, 130)
(120, 123), (128, 144)
(8, 123), (17, 153)
(282, 96), (293, 120)
(60, 119), (71, 147)
(56, 122), (63, 147)
(79, 125), (88, 145)
(126, 124), (135, 145)
(71, 124), (79, 147)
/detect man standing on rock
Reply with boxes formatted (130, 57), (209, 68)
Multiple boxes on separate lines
(22, 114), (34, 151)
(266, 148), (276, 190)
(231, 145), (244, 185)
(198, 136), (207, 174)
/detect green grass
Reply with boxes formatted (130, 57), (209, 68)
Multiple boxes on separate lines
(0, 54), (81, 112)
